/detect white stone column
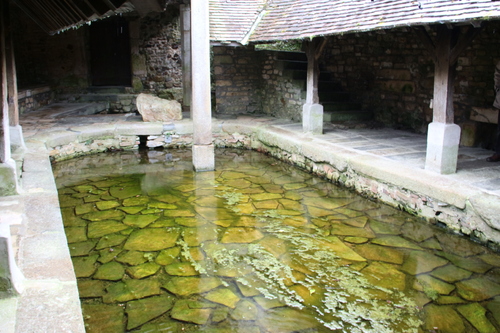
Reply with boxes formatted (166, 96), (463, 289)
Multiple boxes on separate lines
(180, 4), (192, 113)
(191, 0), (214, 171)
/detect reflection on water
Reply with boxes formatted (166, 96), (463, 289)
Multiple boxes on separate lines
(53, 149), (500, 333)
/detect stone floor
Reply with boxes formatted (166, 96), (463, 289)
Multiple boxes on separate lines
(19, 103), (500, 197)
(1, 102), (499, 332)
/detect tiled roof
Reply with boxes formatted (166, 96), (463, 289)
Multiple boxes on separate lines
(209, 0), (500, 44)
(209, 0), (268, 44)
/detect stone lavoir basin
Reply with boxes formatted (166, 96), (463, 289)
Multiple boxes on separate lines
(52, 149), (500, 333)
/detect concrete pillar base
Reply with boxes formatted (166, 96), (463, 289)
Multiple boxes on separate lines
(425, 122), (461, 174)
(303, 103), (323, 134)
(0, 159), (18, 196)
(0, 223), (24, 295)
(10, 125), (27, 152)
(193, 144), (215, 172)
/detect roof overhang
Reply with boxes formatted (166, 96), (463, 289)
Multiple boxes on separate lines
(11, 0), (167, 35)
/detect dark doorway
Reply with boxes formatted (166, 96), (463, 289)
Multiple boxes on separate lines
(89, 17), (131, 86)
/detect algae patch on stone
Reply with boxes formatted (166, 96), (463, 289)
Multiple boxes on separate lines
(124, 228), (180, 251)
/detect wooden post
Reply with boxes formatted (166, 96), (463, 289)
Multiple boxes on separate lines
(414, 25), (480, 174)
(4, 2), (25, 151)
(0, 1), (18, 195)
(303, 38), (326, 134)
(0, 2), (10, 163)
(305, 39), (320, 104)
(432, 26), (454, 124)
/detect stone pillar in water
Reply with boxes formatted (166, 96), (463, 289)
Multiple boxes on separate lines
(191, 0), (214, 171)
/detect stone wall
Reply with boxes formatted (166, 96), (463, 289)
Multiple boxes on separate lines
(11, 6), (89, 93)
(213, 22), (500, 135)
(213, 46), (263, 115)
(18, 86), (54, 114)
(11, 5), (183, 103)
(260, 52), (305, 122)
(213, 47), (304, 121)
(138, 7), (183, 99)
(320, 23), (500, 133)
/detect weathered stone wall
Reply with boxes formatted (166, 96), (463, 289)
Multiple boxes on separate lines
(138, 7), (183, 99)
(320, 23), (500, 133)
(11, 6), (89, 93)
(12, 5), (183, 104)
(213, 47), (304, 121)
(17, 86), (54, 114)
(213, 46), (263, 115)
(259, 52), (304, 122)
(213, 23), (500, 135)
(320, 28), (433, 132)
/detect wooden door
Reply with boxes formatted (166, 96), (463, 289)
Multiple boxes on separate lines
(89, 17), (131, 86)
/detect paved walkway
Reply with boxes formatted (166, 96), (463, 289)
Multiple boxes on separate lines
(279, 123), (500, 196)
(19, 103), (500, 196)
(1, 102), (499, 332)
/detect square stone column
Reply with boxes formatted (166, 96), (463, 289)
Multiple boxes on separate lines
(425, 122), (461, 174)
(303, 103), (324, 134)
(191, 0), (214, 171)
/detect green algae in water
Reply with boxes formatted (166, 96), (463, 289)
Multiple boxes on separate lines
(53, 149), (500, 333)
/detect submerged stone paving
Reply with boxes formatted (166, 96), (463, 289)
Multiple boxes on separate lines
(52, 149), (500, 333)
(3, 108), (500, 333)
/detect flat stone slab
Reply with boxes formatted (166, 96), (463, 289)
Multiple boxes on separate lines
(124, 228), (180, 251)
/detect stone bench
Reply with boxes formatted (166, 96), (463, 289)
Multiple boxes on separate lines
(461, 107), (498, 147)
(470, 107), (499, 124)
(0, 200), (24, 297)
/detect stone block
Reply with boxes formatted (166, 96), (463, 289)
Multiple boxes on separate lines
(10, 125), (27, 152)
(192, 144), (215, 171)
(115, 123), (164, 136)
(0, 223), (23, 295)
(425, 122), (461, 174)
(0, 162), (18, 196)
(460, 121), (478, 147)
(44, 131), (80, 148)
(470, 107), (498, 124)
(136, 93), (182, 122)
(302, 103), (324, 134)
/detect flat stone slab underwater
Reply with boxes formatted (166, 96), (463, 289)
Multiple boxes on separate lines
(52, 148), (500, 333)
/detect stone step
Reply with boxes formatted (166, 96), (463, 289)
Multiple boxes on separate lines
(47, 102), (109, 117)
(61, 93), (135, 103)
(324, 110), (374, 122)
(87, 86), (128, 94)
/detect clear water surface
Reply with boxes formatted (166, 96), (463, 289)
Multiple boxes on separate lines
(52, 149), (500, 333)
